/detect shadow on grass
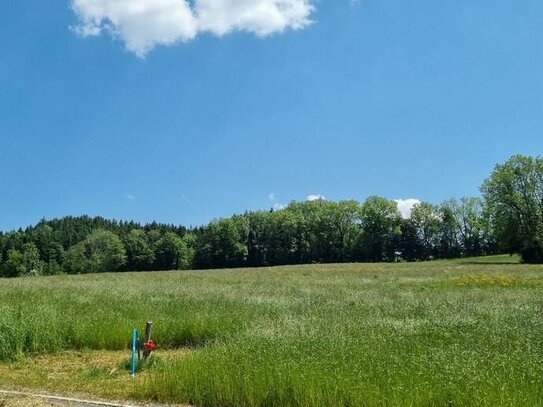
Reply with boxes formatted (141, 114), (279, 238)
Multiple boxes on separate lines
(456, 261), (520, 265)
(452, 254), (521, 265)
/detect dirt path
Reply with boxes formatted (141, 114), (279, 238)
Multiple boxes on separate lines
(0, 389), (180, 407)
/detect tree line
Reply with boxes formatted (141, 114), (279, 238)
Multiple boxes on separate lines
(0, 154), (541, 277)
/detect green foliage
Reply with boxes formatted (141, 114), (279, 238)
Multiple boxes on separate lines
(1, 243), (42, 277)
(283, 200), (362, 263)
(13, 153), (543, 275)
(443, 197), (491, 257)
(411, 201), (442, 259)
(0, 194), (502, 276)
(64, 243), (87, 274)
(65, 229), (126, 273)
(2, 250), (25, 277)
(124, 229), (155, 271)
(155, 232), (193, 270)
(481, 154), (543, 263)
(196, 217), (249, 269)
(21, 242), (42, 275)
(356, 196), (402, 262)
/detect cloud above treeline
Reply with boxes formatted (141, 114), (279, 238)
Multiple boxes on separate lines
(71, 0), (315, 56)
(307, 194), (326, 201)
(395, 198), (421, 219)
(268, 192), (286, 210)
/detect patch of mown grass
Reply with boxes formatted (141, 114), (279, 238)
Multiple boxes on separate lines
(118, 355), (163, 373)
(1, 259), (543, 406)
(0, 349), (188, 401)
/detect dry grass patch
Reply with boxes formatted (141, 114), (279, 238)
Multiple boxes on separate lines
(0, 394), (69, 407)
(0, 349), (190, 402)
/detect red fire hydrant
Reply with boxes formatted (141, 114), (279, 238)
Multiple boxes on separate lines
(142, 321), (155, 359)
(144, 339), (156, 353)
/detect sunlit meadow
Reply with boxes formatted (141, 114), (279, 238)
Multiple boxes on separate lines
(1, 256), (542, 406)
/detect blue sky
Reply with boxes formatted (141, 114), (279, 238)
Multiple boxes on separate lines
(1, 0), (543, 231)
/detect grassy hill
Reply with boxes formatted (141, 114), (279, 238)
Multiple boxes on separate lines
(0, 257), (542, 406)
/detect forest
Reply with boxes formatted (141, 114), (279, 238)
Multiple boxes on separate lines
(0, 154), (541, 277)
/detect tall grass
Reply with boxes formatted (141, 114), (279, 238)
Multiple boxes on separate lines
(1, 259), (543, 406)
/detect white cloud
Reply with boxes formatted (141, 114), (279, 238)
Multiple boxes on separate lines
(71, 0), (197, 57)
(395, 198), (421, 219)
(71, 0), (314, 56)
(307, 194), (326, 201)
(268, 192), (286, 210)
(195, 0), (314, 36)
(126, 193), (136, 200)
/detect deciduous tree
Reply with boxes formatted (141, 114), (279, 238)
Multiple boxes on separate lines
(481, 154), (543, 263)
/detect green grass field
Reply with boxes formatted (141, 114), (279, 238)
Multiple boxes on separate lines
(1, 255), (543, 407)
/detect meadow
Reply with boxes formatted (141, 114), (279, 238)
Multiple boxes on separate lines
(1, 256), (543, 406)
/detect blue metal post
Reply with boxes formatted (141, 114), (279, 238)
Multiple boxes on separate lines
(131, 328), (138, 377)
